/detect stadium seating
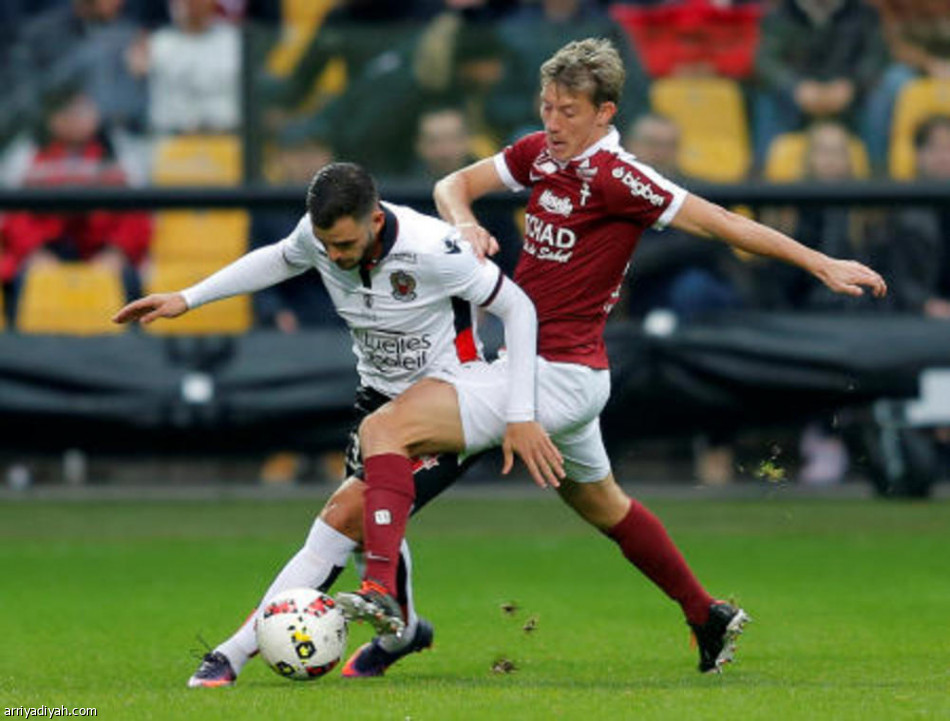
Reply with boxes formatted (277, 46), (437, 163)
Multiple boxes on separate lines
(149, 135), (249, 333)
(151, 210), (249, 267)
(765, 132), (871, 181)
(143, 263), (251, 336)
(650, 77), (751, 182)
(151, 134), (242, 186)
(889, 78), (950, 179)
(17, 263), (126, 335)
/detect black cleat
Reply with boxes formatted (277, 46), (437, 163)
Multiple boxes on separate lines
(336, 580), (406, 636)
(690, 601), (750, 673)
(187, 651), (236, 688)
(341, 618), (434, 677)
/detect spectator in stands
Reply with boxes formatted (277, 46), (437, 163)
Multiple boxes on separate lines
(0, 0), (148, 148)
(409, 105), (479, 183)
(623, 113), (751, 486)
(405, 104), (521, 281)
(753, 0), (888, 169)
(253, 135), (339, 332)
(0, 86), (151, 321)
(760, 120), (940, 482)
(864, 0), (950, 169)
(283, 7), (511, 176)
(259, 2), (422, 120)
(913, 115), (950, 319)
(495, 0), (648, 139)
(764, 120), (935, 314)
(622, 114), (749, 323)
(139, 0), (242, 134)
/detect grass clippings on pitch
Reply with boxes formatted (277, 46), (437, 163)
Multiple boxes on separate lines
(0, 492), (948, 720)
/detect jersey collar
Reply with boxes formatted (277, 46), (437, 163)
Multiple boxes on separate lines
(362, 204), (399, 271)
(571, 126), (620, 163)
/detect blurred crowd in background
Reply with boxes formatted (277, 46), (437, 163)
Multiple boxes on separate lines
(2, 0), (950, 486)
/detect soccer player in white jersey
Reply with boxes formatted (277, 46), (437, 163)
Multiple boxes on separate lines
(113, 162), (560, 686)
(338, 38), (888, 673)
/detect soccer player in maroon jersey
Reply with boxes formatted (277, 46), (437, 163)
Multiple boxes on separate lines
(338, 38), (887, 673)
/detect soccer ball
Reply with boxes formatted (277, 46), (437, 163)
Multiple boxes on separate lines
(256, 587), (348, 680)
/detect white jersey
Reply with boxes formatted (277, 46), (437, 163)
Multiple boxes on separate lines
(277, 202), (504, 398)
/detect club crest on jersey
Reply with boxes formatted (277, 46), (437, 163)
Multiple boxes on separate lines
(390, 270), (417, 301)
(538, 189), (573, 217)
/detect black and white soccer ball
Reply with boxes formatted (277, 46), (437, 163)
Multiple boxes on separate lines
(256, 588), (348, 680)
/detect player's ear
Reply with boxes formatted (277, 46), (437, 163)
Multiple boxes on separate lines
(596, 101), (617, 128)
(370, 208), (385, 233)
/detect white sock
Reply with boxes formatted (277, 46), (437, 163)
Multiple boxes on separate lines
(379, 539), (419, 652)
(215, 518), (357, 674)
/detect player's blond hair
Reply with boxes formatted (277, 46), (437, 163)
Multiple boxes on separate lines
(539, 38), (624, 107)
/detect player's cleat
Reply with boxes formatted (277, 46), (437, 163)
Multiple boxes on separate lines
(689, 601), (750, 674)
(187, 651), (237, 688)
(341, 618), (434, 678)
(336, 580), (406, 635)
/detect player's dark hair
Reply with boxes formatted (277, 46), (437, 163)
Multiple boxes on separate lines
(306, 162), (379, 230)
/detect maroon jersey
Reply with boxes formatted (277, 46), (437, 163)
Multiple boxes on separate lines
(494, 128), (687, 369)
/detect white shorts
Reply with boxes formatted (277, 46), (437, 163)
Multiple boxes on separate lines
(434, 356), (612, 483)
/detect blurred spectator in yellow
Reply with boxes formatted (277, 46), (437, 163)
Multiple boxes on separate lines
(864, 0), (950, 169)
(495, 0), (648, 139)
(1, 0), (148, 147)
(281, 6), (510, 176)
(0, 86), (151, 321)
(134, 0), (242, 134)
(260, 2), (422, 120)
(753, 0), (888, 169)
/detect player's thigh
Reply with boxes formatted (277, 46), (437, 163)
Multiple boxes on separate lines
(535, 359), (611, 437)
(360, 377), (466, 457)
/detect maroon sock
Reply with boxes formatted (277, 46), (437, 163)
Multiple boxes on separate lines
(606, 499), (714, 626)
(362, 453), (415, 595)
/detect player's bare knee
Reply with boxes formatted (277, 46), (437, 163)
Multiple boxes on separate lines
(319, 478), (366, 540)
(558, 475), (629, 530)
(358, 408), (411, 455)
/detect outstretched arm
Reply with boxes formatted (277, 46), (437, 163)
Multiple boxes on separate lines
(670, 194), (888, 298)
(113, 244), (308, 326)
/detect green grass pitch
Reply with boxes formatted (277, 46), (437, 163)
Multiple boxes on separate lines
(1, 492), (948, 720)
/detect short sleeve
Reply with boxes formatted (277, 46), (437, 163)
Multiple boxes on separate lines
(494, 132), (548, 192)
(601, 160), (688, 230)
(433, 232), (504, 306)
(275, 213), (318, 269)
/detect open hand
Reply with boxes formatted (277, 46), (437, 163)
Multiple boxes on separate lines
(502, 421), (565, 489)
(112, 292), (188, 325)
